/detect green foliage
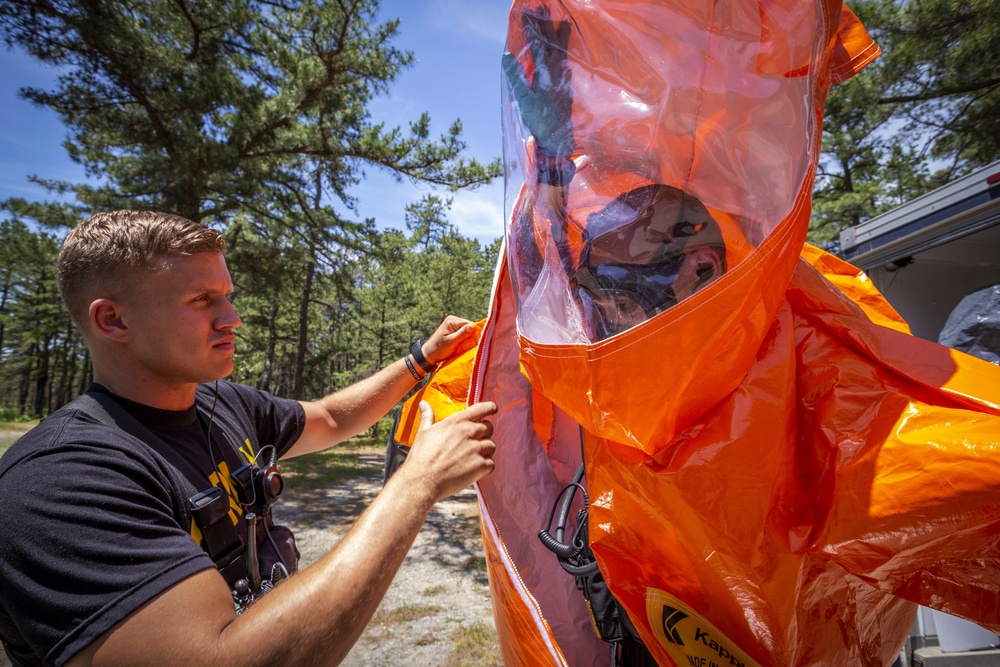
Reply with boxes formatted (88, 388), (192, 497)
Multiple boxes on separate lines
(810, 0), (1000, 249)
(871, 0), (1000, 168)
(222, 195), (497, 408)
(0, 219), (89, 416)
(403, 195), (494, 327)
(296, 195), (496, 407)
(0, 415), (38, 427)
(0, 0), (501, 413)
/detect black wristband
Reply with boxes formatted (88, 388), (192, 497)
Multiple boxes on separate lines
(404, 355), (423, 381)
(409, 339), (435, 373)
(536, 153), (576, 187)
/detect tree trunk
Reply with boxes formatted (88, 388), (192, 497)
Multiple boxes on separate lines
(53, 319), (73, 409)
(78, 348), (92, 396)
(293, 260), (315, 400)
(260, 288), (281, 393)
(19, 344), (34, 416)
(376, 298), (386, 370)
(0, 280), (9, 364)
(33, 337), (51, 417)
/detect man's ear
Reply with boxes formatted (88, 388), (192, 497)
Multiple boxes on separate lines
(89, 299), (129, 343)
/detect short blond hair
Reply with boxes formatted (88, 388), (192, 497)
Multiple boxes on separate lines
(58, 210), (226, 332)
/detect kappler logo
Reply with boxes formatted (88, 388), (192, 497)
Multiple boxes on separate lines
(646, 589), (763, 667)
(661, 606), (689, 645)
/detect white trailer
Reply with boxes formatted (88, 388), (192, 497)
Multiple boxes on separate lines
(840, 162), (1000, 665)
(839, 161), (1000, 343)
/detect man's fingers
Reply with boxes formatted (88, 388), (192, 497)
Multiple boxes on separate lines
(417, 401), (435, 432)
(423, 318), (476, 366)
(480, 437), (497, 460)
(442, 315), (472, 332)
(443, 322), (472, 343)
(453, 401), (498, 424)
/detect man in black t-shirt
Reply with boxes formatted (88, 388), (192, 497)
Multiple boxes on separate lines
(0, 210), (497, 667)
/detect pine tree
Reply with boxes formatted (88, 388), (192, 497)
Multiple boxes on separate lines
(0, 0), (500, 225)
(809, 0), (1000, 248)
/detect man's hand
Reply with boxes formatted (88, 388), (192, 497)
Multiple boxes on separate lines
(400, 400), (497, 502)
(421, 315), (478, 366)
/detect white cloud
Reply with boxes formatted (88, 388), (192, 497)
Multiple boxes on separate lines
(352, 171), (506, 245)
(449, 182), (506, 242)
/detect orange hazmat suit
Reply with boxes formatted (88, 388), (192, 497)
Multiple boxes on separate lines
(395, 1), (1000, 665)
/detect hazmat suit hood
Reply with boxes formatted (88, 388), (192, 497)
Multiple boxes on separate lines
(501, 0), (878, 451)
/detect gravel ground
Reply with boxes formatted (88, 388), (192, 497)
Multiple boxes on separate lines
(276, 449), (500, 666)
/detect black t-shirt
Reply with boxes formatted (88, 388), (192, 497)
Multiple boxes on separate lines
(0, 381), (305, 667)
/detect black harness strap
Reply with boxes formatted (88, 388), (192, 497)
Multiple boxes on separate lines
(71, 392), (247, 586)
(538, 427), (656, 667)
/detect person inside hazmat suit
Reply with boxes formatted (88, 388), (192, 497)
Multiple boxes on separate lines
(516, 177), (731, 342)
(504, 8), (737, 344)
(390, 2), (1000, 666)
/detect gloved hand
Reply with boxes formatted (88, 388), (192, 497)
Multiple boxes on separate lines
(502, 8), (575, 159)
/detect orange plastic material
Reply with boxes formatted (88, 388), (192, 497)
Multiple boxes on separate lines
(393, 321), (485, 446)
(392, 2), (1000, 665)
(502, 0), (882, 451)
(451, 244), (1000, 666)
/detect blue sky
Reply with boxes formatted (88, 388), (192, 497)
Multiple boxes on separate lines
(0, 0), (511, 243)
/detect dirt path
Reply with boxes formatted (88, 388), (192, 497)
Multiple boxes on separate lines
(275, 448), (501, 666)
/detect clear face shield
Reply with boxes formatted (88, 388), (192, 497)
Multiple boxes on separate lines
(502, 1), (817, 346)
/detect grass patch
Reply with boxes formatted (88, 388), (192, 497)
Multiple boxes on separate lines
(421, 584), (448, 597)
(279, 440), (384, 490)
(370, 603), (443, 627)
(444, 622), (503, 667)
(414, 633), (440, 646)
(461, 556), (487, 574)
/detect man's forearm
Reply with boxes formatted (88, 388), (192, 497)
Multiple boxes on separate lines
(290, 356), (421, 457)
(317, 357), (418, 436)
(290, 318), (476, 458)
(222, 466), (437, 665)
(72, 463), (439, 667)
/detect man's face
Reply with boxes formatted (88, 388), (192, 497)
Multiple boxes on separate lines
(120, 252), (242, 387)
(573, 185), (725, 340)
